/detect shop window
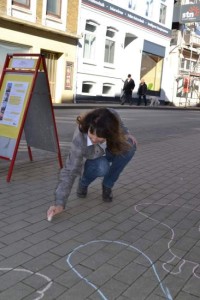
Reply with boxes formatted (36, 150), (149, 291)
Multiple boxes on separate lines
(140, 52), (163, 93)
(82, 82), (95, 93)
(83, 21), (98, 60)
(12, 0), (30, 8)
(104, 27), (116, 64)
(159, 3), (167, 24)
(46, 0), (61, 18)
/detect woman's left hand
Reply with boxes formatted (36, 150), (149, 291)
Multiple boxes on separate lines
(128, 134), (138, 147)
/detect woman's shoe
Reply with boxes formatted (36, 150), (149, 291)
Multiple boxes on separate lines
(77, 180), (88, 198)
(102, 185), (113, 202)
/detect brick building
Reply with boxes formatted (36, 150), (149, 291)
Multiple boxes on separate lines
(0, 0), (80, 103)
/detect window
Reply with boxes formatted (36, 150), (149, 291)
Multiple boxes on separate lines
(104, 28), (116, 64)
(102, 84), (113, 95)
(82, 82), (95, 94)
(180, 58), (186, 70)
(12, 0), (30, 8)
(186, 60), (191, 70)
(44, 0), (67, 30)
(0, 42), (30, 76)
(180, 58), (195, 72)
(159, 4), (167, 24)
(140, 52), (164, 93)
(145, 0), (154, 17)
(10, 0), (36, 22)
(83, 21), (97, 60)
(46, 0), (61, 18)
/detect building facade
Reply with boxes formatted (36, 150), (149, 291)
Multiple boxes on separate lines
(170, 0), (200, 106)
(0, 0), (80, 103)
(76, 0), (174, 103)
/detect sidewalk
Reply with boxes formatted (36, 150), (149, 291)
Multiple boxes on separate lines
(53, 102), (200, 111)
(0, 113), (200, 299)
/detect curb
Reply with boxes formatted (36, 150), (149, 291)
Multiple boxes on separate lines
(53, 103), (200, 111)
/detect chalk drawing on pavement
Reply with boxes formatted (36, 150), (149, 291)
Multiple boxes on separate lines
(66, 240), (173, 300)
(66, 203), (200, 300)
(0, 267), (52, 300)
(1, 203), (198, 299)
(135, 202), (200, 279)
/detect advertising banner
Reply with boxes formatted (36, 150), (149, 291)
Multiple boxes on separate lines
(180, 4), (200, 23)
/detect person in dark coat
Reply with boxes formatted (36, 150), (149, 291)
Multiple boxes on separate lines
(137, 79), (148, 106)
(121, 74), (135, 105)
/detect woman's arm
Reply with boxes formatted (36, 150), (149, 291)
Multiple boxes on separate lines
(55, 127), (85, 208)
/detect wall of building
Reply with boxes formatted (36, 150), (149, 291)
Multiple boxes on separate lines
(170, 1), (200, 106)
(0, 0), (80, 103)
(76, 0), (174, 103)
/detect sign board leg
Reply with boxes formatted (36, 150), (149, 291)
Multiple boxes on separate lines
(27, 145), (33, 161)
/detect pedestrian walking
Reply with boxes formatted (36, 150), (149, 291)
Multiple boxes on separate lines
(121, 74), (135, 105)
(47, 108), (137, 221)
(137, 78), (148, 106)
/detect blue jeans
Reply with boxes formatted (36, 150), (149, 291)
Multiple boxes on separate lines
(80, 141), (136, 188)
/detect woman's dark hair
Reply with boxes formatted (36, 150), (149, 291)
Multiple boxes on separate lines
(77, 108), (130, 154)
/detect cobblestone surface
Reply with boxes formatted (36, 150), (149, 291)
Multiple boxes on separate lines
(1, 106), (200, 299)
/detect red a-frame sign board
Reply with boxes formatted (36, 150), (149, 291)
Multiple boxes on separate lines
(0, 53), (63, 182)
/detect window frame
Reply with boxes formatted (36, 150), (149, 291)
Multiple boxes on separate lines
(82, 81), (95, 94)
(159, 3), (167, 24)
(12, 0), (30, 9)
(140, 51), (164, 94)
(102, 83), (114, 95)
(104, 27), (117, 65)
(83, 20), (99, 61)
(46, 0), (62, 18)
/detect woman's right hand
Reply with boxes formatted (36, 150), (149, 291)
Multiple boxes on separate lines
(47, 205), (64, 221)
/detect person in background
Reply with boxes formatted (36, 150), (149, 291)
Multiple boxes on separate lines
(137, 78), (148, 106)
(121, 74), (135, 105)
(47, 108), (137, 221)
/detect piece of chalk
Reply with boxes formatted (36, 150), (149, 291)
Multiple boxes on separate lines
(47, 212), (53, 222)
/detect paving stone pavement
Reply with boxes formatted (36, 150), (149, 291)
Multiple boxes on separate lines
(0, 129), (200, 300)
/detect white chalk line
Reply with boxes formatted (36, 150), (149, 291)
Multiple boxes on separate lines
(135, 202), (200, 278)
(66, 203), (200, 300)
(1, 203), (198, 299)
(0, 267), (52, 300)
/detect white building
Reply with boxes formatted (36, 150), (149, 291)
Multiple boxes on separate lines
(169, 0), (200, 107)
(76, 0), (174, 104)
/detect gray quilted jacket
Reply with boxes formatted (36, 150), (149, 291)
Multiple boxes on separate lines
(55, 109), (130, 207)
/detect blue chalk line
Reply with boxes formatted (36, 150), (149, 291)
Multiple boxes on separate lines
(66, 240), (173, 300)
